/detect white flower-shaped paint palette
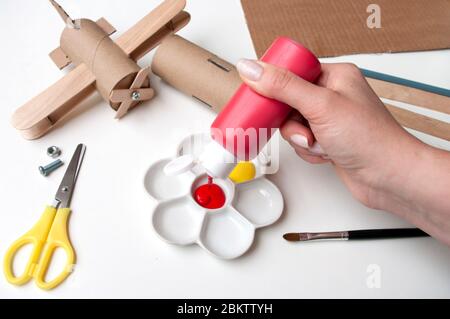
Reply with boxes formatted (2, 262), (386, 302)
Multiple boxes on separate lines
(143, 134), (284, 259)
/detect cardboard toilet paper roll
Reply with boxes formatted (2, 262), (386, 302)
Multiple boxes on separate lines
(152, 36), (450, 141)
(152, 35), (242, 113)
(60, 19), (150, 110)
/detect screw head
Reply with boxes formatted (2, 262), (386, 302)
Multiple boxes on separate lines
(131, 91), (141, 101)
(39, 166), (48, 176)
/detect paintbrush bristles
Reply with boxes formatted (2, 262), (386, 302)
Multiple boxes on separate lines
(283, 233), (301, 241)
(283, 232), (348, 242)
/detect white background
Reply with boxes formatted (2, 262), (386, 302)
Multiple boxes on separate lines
(0, 0), (449, 298)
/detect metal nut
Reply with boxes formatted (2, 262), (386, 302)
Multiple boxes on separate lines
(47, 146), (61, 158)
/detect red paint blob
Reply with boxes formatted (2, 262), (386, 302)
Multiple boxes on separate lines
(194, 176), (226, 209)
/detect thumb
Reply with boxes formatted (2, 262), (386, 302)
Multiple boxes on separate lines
(236, 59), (332, 122)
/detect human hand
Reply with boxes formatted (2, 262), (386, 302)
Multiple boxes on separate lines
(236, 60), (424, 209)
(236, 59), (450, 245)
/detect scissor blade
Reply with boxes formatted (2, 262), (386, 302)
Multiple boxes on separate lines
(55, 144), (86, 208)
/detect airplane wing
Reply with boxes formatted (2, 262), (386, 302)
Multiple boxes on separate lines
(117, 0), (187, 59)
(11, 64), (96, 140)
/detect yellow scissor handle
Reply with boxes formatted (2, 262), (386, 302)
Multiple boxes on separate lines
(4, 206), (57, 286)
(3, 207), (75, 290)
(34, 208), (75, 290)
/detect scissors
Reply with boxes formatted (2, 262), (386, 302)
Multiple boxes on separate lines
(4, 144), (86, 290)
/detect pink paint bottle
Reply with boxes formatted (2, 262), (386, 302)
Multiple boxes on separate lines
(199, 37), (322, 178)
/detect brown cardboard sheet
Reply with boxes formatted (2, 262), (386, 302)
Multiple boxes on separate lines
(240, 0), (450, 58)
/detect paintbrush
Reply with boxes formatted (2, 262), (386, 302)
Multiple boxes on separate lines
(283, 228), (430, 242)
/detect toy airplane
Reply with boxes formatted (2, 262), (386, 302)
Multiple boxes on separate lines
(11, 0), (190, 140)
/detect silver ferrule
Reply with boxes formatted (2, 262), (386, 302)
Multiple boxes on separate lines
(302, 231), (349, 241)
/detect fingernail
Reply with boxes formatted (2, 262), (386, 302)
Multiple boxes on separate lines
(309, 142), (325, 155)
(237, 59), (264, 81)
(290, 134), (309, 148)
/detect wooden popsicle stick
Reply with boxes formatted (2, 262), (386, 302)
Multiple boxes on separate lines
(368, 78), (450, 115)
(96, 17), (116, 36)
(114, 67), (153, 119)
(385, 104), (450, 141)
(127, 11), (191, 61)
(49, 47), (72, 70)
(11, 64), (96, 139)
(110, 88), (154, 104)
(116, 0), (186, 57)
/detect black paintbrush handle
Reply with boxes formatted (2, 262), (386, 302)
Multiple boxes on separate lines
(348, 228), (429, 240)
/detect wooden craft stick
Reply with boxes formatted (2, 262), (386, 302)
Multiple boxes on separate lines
(385, 104), (450, 141)
(367, 78), (450, 115)
(11, 64), (96, 140)
(114, 67), (154, 119)
(110, 88), (154, 104)
(127, 11), (191, 61)
(117, 0), (187, 58)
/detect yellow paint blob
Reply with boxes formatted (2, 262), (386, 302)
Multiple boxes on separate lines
(229, 162), (257, 184)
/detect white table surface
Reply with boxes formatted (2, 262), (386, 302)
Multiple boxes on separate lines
(1, 0), (449, 299)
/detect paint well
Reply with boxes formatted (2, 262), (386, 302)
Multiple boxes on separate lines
(193, 177), (226, 209)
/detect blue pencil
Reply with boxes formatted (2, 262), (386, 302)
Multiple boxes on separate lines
(360, 68), (450, 98)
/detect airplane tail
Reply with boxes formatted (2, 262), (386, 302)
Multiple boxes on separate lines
(49, 0), (78, 28)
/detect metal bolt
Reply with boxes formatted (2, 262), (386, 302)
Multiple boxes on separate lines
(131, 91), (141, 101)
(47, 146), (62, 158)
(39, 160), (64, 177)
